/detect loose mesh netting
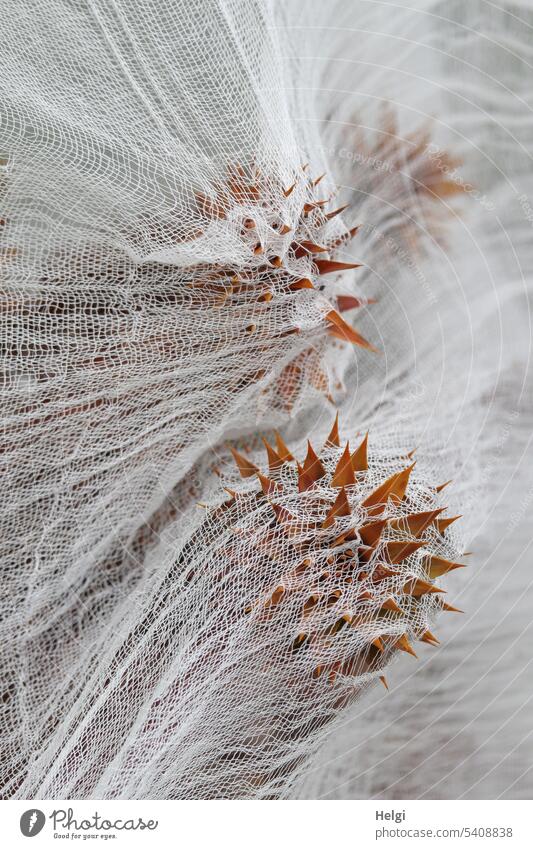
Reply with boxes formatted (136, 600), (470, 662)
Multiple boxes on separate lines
(0, 0), (508, 799)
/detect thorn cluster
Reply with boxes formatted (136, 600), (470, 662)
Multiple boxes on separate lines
(192, 162), (376, 356)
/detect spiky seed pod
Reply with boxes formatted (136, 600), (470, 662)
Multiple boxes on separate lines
(190, 162), (376, 410)
(217, 418), (465, 690)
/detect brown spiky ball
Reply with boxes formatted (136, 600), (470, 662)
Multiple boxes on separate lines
(204, 416), (465, 691)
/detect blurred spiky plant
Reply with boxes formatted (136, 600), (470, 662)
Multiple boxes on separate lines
(189, 161), (377, 410)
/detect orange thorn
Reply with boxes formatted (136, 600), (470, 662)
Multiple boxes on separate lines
(436, 515), (462, 534)
(372, 637), (385, 652)
(303, 594), (320, 613)
(289, 278), (315, 291)
(325, 412), (340, 448)
(424, 555), (466, 578)
(283, 181), (297, 197)
(362, 466), (413, 511)
(381, 598), (403, 613)
(279, 223), (292, 235)
(403, 578), (445, 596)
(297, 461), (315, 493)
(395, 634), (417, 658)
(296, 557), (313, 576)
(262, 437), (284, 474)
(292, 633), (308, 651)
(442, 602), (464, 613)
(388, 462), (416, 503)
(333, 527), (357, 546)
(303, 440), (326, 483)
(195, 191), (227, 220)
(274, 431), (294, 462)
(269, 503), (300, 536)
(270, 255), (283, 267)
(436, 480), (452, 493)
(359, 519), (387, 549)
(372, 564), (401, 580)
(256, 473), (283, 497)
(298, 240), (329, 253)
(328, 667), (339, 685)
(384, 539), (428, 565)
(327, 616), (351, 637)
(327, 589), (342, 602)
(315, 259), (362, 275)
(258, 291), (273, 302)
(420, 630), (440, 646)
(265, 585), (285, 608)
(312, 172), (326, 187)
(379, 675), (389, 690)
(336, 294), (375, 313)
(325, 204), (349, 220)
(388, 509), (444, 538)
(328, 226), (360, 250)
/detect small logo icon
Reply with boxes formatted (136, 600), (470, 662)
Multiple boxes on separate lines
(20, 809), (46, 837)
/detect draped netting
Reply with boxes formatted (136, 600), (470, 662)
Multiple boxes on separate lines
(15, 421), (467, 799)
(1, 0), (531, 799)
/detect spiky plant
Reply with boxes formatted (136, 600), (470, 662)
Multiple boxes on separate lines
(333, 109), (463, 253)
(190, 162), (376, 410)
(193, 162), (370, 316)
(96, 419), (463, 798)
(216, 416), (464, 691)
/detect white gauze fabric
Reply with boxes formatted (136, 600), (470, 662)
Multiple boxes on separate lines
(1, 0), (525, 800)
